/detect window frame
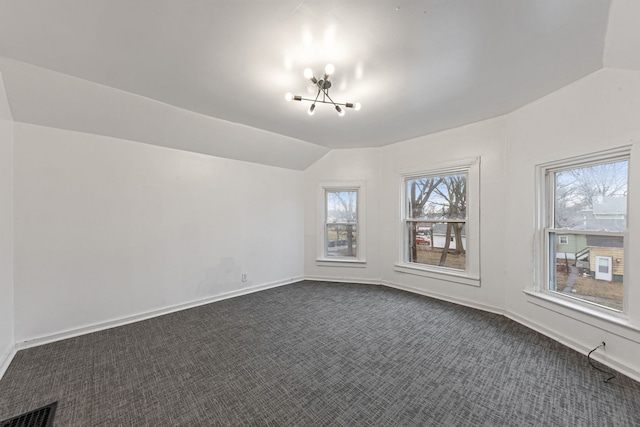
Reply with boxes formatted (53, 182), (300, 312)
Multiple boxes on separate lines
(316, 182), (366, 266)
(535, 147), (631, 317)
(394, 157), (480, 286)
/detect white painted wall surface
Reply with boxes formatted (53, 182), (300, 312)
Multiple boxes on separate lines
(0, 71), (14, 374)
(302, 69), (640, 379)
(379, 118), (508, 312)
(604, 0), (640, 71)
(304, 148), (381, 283)
(503, 68), (640, 379)
(303, 118), (507, 311)
(13, 123), (304, 343)
(5, 0), (640, 381)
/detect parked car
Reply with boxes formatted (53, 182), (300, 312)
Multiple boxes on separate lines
(416, 235), (430, 245)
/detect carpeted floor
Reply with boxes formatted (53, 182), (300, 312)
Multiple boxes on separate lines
(1, 281), (639, 426)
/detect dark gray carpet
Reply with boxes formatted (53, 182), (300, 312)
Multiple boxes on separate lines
(1, 281), (639, 426)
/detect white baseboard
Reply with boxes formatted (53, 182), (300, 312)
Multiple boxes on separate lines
(304, 275), (381, 286)
(386, 280), (640, 382)
(505, 310), (640, 384)
(383, 280), (640, 382)
(8, 275), (640, 385)
(381, 279), (505, 316)
(304, 275), (504, 316)
(0, 342), (17, 381)
(16, 276), (302, 351)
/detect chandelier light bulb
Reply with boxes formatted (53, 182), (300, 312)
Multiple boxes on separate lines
(303, 68), (314, 79)
(287, 65), (356, 117)
(325, 63), (335, 75)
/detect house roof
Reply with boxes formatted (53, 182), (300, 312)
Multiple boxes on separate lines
(431, 223), (466, 237)
(586, 235), (624, 248)
(592, 197), (627, 216)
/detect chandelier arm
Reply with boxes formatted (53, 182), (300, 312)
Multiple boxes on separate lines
(295, 97), (349, 106)
(319, 87), (340, 107)
(300, 99), (346, 105)
(312, 88), (322, 104)
(289, 66), (359, 113)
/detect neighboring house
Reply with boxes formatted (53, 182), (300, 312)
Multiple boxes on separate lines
(586, 235), (624, 282)
(432, 223), (466, 250)
(587, 247), (624, 282)
(556, 234), (587, 260)
(582, 196), (627, 232)
(558, 234), (624, 282)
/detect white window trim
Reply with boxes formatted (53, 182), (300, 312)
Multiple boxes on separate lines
(394, 157), (480, 286)
(533, 146), (631, 319)
(522, 290), (640, 337)
(316, 181), (367, 266)
(558, 235), (569, 245)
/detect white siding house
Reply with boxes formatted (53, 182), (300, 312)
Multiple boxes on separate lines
(431, 224), (467, 250)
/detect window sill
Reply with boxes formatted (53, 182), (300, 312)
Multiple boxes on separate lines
(523, 290), (640, 337)
(393, 263), (480, 287)
(316, 258), (367, 268)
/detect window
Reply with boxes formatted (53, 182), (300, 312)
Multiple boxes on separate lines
(404, 172), (467, 270)
(540, 148), (629, 313)
(325, 190), (358, 258)
(316, 183), (366, 265)
(396, 158), (480, 286)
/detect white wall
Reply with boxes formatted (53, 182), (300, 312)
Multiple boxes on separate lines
(4, 0), (640, 381)
(0, 71), (15, 375)
(379, 118), (507, 311)
(13, 123), (304, 343)
(604, 0), (640, 70)
(303, 69), (640, 379)
(304, 118), (507, 310)
(304, 148), (381, 283)
(503, 67), (640, 379)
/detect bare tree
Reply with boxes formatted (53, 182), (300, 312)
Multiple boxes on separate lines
(435, 175), (466, 266)
(554, 177), (585, 229)
(555, 161), (628, 229)
(408, 177), (443, 261)
(439, 223), (453, 266)
(410, 177), (443, 217)
(569, 162), (627, 202)
(327, 191), (357, 256)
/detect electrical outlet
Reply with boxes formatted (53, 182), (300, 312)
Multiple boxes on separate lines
(242, 273), (247, 282)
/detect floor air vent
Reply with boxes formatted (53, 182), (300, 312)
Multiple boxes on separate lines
(0, 402), (57, 427)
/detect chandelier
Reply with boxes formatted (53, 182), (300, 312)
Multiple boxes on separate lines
(285, 64), (361, 116)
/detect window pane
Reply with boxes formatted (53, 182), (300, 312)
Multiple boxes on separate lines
(554, 160), (628, 231)
(407, 221), (466, 270)
(326, 191), (357, 223)
(407, 174), (467, 220)
(551, 233), (624, 312)
(326, 224), (357, 257)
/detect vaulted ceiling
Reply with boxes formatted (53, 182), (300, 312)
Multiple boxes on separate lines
(0, 1), (614, 161)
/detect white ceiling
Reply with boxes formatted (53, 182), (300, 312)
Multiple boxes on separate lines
(0, 0), (611, 149)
